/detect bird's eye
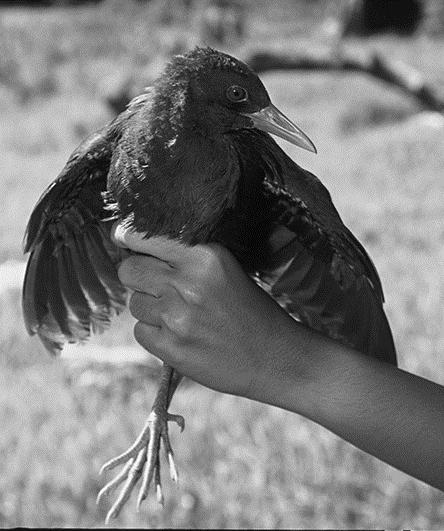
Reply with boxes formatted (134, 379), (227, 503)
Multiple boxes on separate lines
(226, 85), (248, 103)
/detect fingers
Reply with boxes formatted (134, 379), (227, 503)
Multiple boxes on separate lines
(129, 291), (162, 327)
(111, 221), (229, 270)
(133, 320), (182, 369)
(112, 223), (189, 265)
(118, 255), (172, 295)
(130, 295), (174, 366)
(130, 290), (191, 340)
(133, 321), (164, 357)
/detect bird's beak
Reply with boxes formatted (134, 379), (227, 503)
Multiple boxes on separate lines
(243, 104), (317, 153)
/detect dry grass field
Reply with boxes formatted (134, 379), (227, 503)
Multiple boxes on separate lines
(1, 0), (444, 527)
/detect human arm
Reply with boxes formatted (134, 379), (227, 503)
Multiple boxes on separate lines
(113, 225), (444, 492)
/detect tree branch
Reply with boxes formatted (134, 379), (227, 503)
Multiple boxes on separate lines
(244, 50), (444, 113)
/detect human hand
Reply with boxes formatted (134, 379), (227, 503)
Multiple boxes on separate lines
(111, 227), (444, 493)
(112, 224), (306, 401)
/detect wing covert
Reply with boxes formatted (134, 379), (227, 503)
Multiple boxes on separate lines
(232, 129), (397, 365)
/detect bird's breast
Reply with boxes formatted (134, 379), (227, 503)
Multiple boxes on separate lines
(111, 130), (243, 243)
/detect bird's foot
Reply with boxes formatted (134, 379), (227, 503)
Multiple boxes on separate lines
(97, 408), (185, 523)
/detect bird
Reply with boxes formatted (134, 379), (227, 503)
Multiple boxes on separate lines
(22, 46), (396, 522)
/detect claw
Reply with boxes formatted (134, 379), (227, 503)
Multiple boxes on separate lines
(167, 451), (179, 483)
(137, 417), (160, 509)
(100, 410), (183, 518)
(161, 420), (179, 483)
(154, 458), (164, 506)
(156, 483), (164, 506)
(167, 413), (185, 432)
(98, 365), (184, 521)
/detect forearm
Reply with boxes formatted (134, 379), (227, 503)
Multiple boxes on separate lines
(113, 230), (444, 493)
(251, 316), (444, 491)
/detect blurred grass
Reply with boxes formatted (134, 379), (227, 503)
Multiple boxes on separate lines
(1, 0), (444, 528)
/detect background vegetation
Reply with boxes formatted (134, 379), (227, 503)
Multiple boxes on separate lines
(1, 0), (444, 527)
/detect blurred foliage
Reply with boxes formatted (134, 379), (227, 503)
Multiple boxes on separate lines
(1, 0), (444, 528)
(0, 0), (444, 105)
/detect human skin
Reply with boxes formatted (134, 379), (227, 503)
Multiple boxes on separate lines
(112, 224), (444, 493)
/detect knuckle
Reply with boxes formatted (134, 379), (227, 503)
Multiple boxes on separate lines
(181, 284), (204, 306)
(161, 309), (193, 340)
(128, 291), (143, 319)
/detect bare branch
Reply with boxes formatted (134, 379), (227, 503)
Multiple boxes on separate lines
(245, 49), (444, 113)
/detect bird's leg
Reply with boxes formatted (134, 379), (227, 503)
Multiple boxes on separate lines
(97, 363), (184, 522)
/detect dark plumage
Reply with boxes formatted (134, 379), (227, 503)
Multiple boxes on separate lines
(22, 47), (396, 518)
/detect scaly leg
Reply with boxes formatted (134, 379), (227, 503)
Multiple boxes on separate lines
(97, 364), (184, 522)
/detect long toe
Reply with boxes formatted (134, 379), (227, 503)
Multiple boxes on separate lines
(98, 407), (185, 520)
(136, 407), (183, 508)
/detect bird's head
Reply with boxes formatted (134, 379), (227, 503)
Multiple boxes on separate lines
(153, 47), (316, 153)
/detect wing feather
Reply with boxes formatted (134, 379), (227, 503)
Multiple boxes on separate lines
(23, 129), (127, 354)
(233, 130), (397, 365)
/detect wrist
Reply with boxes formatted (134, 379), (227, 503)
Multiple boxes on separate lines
(244, 309), (356, 424)
(244, 306), (314, 413)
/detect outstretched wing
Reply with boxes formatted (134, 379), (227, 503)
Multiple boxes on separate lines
(234, 130), (397, 366)
(22, 126), (127, 355)
(23, 93), (154, 355)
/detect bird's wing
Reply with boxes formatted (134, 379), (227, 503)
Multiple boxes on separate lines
(234, 130), (396, 365)
(22, 94), (153, 355)
(22, 126), (126, 354)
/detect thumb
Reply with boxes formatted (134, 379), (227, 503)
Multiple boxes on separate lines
(110, 222), (193, 266)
